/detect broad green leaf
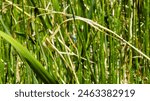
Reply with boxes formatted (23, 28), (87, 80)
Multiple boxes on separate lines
(0, 31), (58, 84)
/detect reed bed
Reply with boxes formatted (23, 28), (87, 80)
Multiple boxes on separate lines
(0, 0), (149, 84)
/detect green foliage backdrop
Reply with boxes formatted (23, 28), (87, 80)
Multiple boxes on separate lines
(0, 0), (149, 84)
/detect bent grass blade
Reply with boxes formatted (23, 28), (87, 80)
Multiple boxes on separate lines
(0, 31), (58, 84)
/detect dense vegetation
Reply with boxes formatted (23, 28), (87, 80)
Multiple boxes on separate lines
(0, 0), (149, 84)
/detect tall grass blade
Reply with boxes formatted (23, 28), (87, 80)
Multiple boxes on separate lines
(0, 31), (58, 84)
